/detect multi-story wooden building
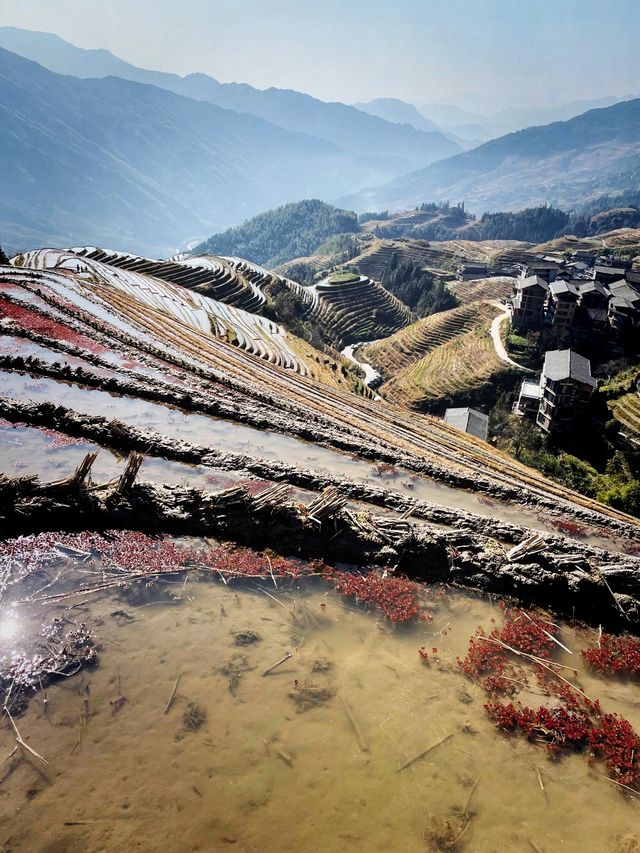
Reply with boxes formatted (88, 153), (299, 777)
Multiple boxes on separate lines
(545, 280), (579, 332)
(536, 349), (597, 433)
(510, 275), (549, 329)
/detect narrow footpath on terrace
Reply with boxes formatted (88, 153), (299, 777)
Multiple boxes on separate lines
(489, 301), (533, 371)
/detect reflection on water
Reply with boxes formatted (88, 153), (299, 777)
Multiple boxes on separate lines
(0, 369), (627, 548)
(0, 545), (638, 852)
(0, 423), (269, 493)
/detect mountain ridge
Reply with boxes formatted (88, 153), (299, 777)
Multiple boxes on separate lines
(339, 98), (640, 214)
(0, 47), (399, 256)
(0, 26), (460, 173)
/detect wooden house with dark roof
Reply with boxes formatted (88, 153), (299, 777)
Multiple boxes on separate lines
(536, 349), (597, 432)
(510, 275), (549, 329)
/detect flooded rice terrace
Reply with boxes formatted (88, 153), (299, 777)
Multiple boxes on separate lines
(0, 369), (628, 550)
(0, 535), (639, 852)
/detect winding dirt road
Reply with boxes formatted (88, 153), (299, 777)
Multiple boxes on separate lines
(489, 302), (532, 371)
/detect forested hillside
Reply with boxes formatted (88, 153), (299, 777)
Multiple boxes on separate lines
(195, 200), (359, 267)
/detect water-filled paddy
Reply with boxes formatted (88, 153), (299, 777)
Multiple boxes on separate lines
(0, 369), (626, 549)
(0, 422), (270, 493)
(0, 539), (638, 852)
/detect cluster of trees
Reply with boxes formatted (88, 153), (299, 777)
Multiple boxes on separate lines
(262, 279), (327, 351)
(565, 191), (640, 237)
(381, 255), (458, 318)
(474, 205), (570, 243)
(370, 192), (640, 244)
(196, 200), (359, 268)
(358, 210), (389, 222)
(0, 245), (9, 264)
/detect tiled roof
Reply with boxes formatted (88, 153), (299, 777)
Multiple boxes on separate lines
(542, 349), (596, 388)
(515, 275), (549, 291)
(444, 407), (489, 441)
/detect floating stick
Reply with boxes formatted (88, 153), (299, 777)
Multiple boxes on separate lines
(266, 555), (278, 590)
(164, 673), (181, 714)
(262, 652), (292, 677)
(396, 732), (453, 773)
(522, 612), (572, 655)
(478, 637), (593, 702)
(604, 776), (639, 797)
(340, 696), (369, 753)
(257, 588), (298, 621)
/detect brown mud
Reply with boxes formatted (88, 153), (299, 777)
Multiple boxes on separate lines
(3, 457), (640, 630)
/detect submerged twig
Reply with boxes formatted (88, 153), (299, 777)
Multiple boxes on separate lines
(463, 777), (479, 817)
(262, 652), (292, 677)
(164, 673), (181, 714)
(396, 732), (453, 773)
(340, 695), (369, 753)
(4, 709), (49, 766)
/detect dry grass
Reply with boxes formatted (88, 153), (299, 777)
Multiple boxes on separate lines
(446, 277), (513, 305)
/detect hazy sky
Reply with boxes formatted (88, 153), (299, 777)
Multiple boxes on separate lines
(0, 0), (638, 106)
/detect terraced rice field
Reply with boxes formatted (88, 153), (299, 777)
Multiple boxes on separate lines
(446, 276), (514, 305)
(10, 249), (308, 374)
(609, 392), (640, 436)
(350, 239), (527, 280)
(70, 246), (268, 312)
(363, 301), (498, 378)
(380, 321), (513, 409)
(286, 274), (414, 348)
(3, 249), (639, 534)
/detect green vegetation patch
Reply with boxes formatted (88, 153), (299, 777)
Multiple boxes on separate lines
(328, 271), (360, 284)
(195, 199), (359, 268)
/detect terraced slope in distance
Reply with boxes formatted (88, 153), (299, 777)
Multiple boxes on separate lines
(12, 249), (308, 374)
(349, 238), (531, 280)
(70, 247), (267, 313)
(379, 320), (515, 410)
(446, 276), (514, 305)
(609, 393), (640, 438)
(362, 300), (499, 379)
(285, 274), (415, 348)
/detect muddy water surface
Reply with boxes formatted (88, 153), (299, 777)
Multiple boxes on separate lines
(0, 557), (639, 852)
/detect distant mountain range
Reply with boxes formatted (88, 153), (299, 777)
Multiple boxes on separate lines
(1, 26), (638, 257)
(416, 96), (631, 145)
(340, 98), (640, 214)
(1, 46), (411, 256)
(0, 27), (460, 175)
(352, 98), (441, 134)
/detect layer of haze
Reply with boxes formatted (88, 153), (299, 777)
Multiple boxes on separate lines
(0, 0), (638, 107)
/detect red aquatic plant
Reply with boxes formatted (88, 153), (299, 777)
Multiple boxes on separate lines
(485, 701), (592, 753)
(588, 714), (640, 787)
(582, 634), (640, 678)
(457, 609), (556, 694)
(549, 519), (587, 537)
(0, 298), (107, 353)
(462, 610), (640, 790)
(327, 569), (420, 623)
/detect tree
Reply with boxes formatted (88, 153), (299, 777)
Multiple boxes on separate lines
(0, 245), (9, 265)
